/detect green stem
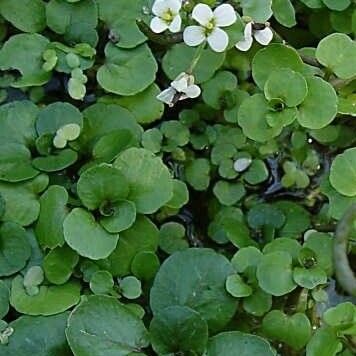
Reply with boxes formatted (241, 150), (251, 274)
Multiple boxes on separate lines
(334, 204), (356, 296)
(187, 43), (205, 74)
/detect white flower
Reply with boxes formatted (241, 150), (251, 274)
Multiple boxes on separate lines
(150, 0), (182, 33)
(183, 3), (237, 52)
(157, 72), (201, 106)
(235, 22), (273, 51)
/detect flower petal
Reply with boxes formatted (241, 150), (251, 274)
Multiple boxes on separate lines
(244, 22), (253, 39)
(150, 17), (169, 33)
(207, 27), (229, 52)
(157, 87), (176, 105)
(168, 15), (181, 33)
(213, 4), (237, 27)
(171, 76), (188, 92)
(183, 84), (201, 98)
(254, 27), (273, 46)
(235, 36), (253, 51)
(165, 0), (182, 14)
(183, 26), (206, 47)
(152, 0), (168, 16)
(192, 3), (213, 26)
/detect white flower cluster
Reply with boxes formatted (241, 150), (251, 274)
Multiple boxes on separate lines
(151, 0), (274, 105)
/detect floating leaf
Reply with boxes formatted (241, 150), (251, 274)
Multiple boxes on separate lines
(63, 208), (119, 260)
(89, 270), (114, 295)
(119, 276), (142, 299)
(66, 295), (149, 355)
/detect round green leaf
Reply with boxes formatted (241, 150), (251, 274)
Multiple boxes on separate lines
(150, 305), (209, 355)
(306, 327), (343, 356)
(0, 34), (50, 87)
(243, 287), (272, 317)
(0, 313), (72, 355)
(252, 44), (304, 89)
(99, 216), (158, 277)
(185, 158), (211, 191)
(207, 331), (276, 356)
(89, 270), (114, 295)
(0, 0), (46, 33)
(32, 149), (78, 172)
(316, 33), (356, 79)
(114, 148), (173, 214)
(10, 276), (80, 316)
(66, 295), (149, 355)
(213, 181), (245, 206)
(36, 102), (83, 136)
(0, 222), (31, 277)
(293, 266), (327, 289)
(43, 246), (79, 285)
(0, 174), (48, 226)
(35, 185), (68, 249)
(226, 274), (253, 298)
(100, 200), (136, 233)
(150, 248), (237, 332)
(131, 251), (160, 281)
(330, 147), (356, 197)
(159, 222), (188, 255)
(97, 43), (157, 96)
(231, 246), (263, 274)
(238, 94), (283, 142)
(0, 281), (9, 319)
(102, 84), (164, 125)
(323, 302), (356, 330)
(264, 68), (308, 107)
(262, 310), (312, 350)
(163, 43), (225, 84)
(263, 238), (302, 262)
(297, 76), (338, 129)
(77, 165), (129, 210)
(119, 276), (142, 299)
(257, 251), (297, 296)
(63, 208), (119, 260)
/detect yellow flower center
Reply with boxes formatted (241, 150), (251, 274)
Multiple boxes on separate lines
(162, 10), (173, 22)
(206, 22), (214, 30)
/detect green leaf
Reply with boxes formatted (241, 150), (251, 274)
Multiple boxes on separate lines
(247, 203), (286, 229)
(306, 327), (343, 356)
(36, 102), (83, 136)
(272, 0), (296, 28)
(150, 305), (209, 355)
(207, 331), (276, 356)
(297, 76), (338, 129)
(293, 267), (327, 289)
(63, 208), (119, 260)
(226, 274), (253, 297)
(114, 148), (173, 214)
(163, 43), (225, 84)
(77, 165), (129, 210)
(131, 251), (160, 281)
(316, 33), (356, 79)
(185, 158), (211, 191)
(264, 68), (308, 107)
(0, 313), (72, 355)
(240, 0), (273, 23)
(102, 84), (164, 124)
(231, 246), (263, 274)
(243, 159), (269, 185)
(238, 94), (283, 142)
(99, 216), (158, 277)
(262, 310), (312, 350)
(252, 44), (304, 90)
(257, 251), (297, 296)
(323, 302), (356, 330)
(159, 222), (188, 255)
(0, 174), (49, 226)
(0, 222), (30, 277)
(243, 287), (272, 317)
(32, 149), (78, 172)
(330, 147), (356, 197)
(322, 0), (351, 11)
(89, 270), (114, 295)
(96, 0), (147, 49)
(100, 200), (136, 233)
(150, 248), (237, 332)
(202, 71), (238, 110)
(0, 0), (46, 33)
(43, 246), (79, 285)
(10, 276), (80, 316)
(213, 181), (245, 206)
(66, 295), (149, 355)
(119, 276), (142, 299)
(0, 281), (9, 319)
(97, 43), (157, 96)
(0, 34), (50, 87)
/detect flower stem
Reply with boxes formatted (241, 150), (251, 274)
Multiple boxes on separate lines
(334, 203), (356, 296)
(187, 43), (205, 75)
